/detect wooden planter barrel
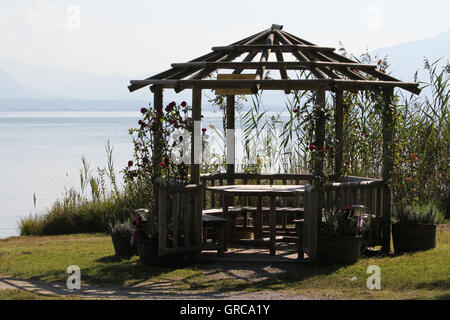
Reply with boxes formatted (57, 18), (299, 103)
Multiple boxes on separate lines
(392, 223), (436, 254)
(137, 239), (159, 266)
(111, 234), (136, 258)
(317, 237), (362, 265)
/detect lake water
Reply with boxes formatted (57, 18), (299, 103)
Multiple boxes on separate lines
(0, 110), (289, 239)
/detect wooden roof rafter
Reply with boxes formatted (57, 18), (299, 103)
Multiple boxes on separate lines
(128, 24), (421, 95)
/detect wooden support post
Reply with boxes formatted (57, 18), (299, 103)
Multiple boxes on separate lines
(313, 89), (326, 223)
(382, 89), (394, 254)
(226, 95), (235, 186)
(334, 90), (344, 179)
(191, 87), (202, 185)
(153, 86), (163, 215)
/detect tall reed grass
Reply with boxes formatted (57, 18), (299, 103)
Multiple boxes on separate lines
(19, 142), (150, 236)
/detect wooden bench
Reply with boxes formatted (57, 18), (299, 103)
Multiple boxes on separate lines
(202, 214), (227, 257)
(203, 206), (304, 241)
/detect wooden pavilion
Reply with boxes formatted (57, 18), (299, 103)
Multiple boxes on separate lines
(128, 24), (421, 262)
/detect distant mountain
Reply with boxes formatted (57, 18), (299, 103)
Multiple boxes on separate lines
(0, 69), (31, 98)
(368, 29), (450, 83)
(0, 30), (447, 110)
(0, 98), (148, 112)
(0, 60), (144, 100)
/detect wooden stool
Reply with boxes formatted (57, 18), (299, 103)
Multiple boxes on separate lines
(202, 214), (227, 257)
(293, 219), (304, 260)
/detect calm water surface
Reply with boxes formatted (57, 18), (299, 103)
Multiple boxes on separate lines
(0, 110), (273, 238)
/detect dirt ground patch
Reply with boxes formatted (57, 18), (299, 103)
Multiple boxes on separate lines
(0, 261), (314, 300)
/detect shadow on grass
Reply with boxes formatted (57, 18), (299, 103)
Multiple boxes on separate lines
(415, 279), (450, 291)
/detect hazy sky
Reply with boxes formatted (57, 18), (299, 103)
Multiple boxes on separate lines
(0, 0), (449, 77)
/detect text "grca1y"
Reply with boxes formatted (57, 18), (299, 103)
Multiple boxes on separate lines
(224, 304), (270, 315)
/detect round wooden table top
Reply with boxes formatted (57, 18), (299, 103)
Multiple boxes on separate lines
(206, 184), (306, 197)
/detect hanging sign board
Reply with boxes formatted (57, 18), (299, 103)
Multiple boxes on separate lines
(215, 74), (255, 96)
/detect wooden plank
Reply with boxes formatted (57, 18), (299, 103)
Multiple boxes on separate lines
(193, 188), (203, 248)
(255, 196), (263, 239)
(376, 187), (382, 241)
(172, 193), (180, 248)
(269, 196), (277, 256)
(183, 191), (192, 248)
(211, 179), (216, 208)
(215, 74), (254, 95)
(158, 188), (168, 255)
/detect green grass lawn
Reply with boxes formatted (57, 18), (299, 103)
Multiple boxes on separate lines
(0, 222), (449, 300)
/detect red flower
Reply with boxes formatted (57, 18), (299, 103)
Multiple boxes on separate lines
(293, 108), (300, 114)
(309, 144), (317, 151)
(202, 128), (207, 133)
(140, 107), (148, 114)
(142, 157), (149, 164)
(138, 120), (143, 126)
(378, 59), (383, 65)
(169, 101), (176, 108)
(181, 101), (187, 108)
(165, 105), (173, 112)
(159, 162), (165, 166)
(128, 160), (133, 167)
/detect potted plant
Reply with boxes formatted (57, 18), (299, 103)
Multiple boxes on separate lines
(317, 205), (369, 265)
(392, 203), (444, 254)
(131, 211), (159, 266)
(110, 220), (136, 258)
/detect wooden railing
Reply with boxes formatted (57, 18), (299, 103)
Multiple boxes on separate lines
(199, 173), (388, 261)
(303, 179), (386, 260)
(158, 184), (203, 257)
(323, 179), (386, 247)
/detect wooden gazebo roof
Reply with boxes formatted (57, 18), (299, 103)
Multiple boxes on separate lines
(129, 24), (421, 95)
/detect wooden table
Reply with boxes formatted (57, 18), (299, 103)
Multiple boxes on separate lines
(206, 184), (306, 255)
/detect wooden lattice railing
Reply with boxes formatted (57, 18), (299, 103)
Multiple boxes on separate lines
(323, 179), (386, 247)
(158, 184), (203, 257)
